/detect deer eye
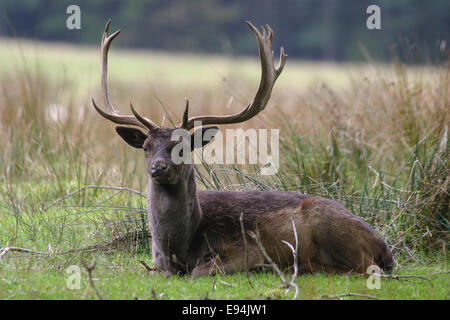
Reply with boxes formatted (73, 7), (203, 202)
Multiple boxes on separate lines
(143, 144), (149, 152)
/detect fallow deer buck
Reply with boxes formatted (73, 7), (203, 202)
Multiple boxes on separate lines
(92, 20), (394, 277)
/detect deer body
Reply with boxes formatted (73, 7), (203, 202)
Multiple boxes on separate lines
(148, 169), (393, 276)
(92, 21), (394, 277)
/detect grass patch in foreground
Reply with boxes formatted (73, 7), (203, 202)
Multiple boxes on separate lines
(0, 252), (448, 300)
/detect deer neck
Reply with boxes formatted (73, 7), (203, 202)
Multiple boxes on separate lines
(147, 166), (201, 264)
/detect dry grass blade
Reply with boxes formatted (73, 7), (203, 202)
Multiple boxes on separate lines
(140, 259), (156, 272)
(239, 212), (254, 288)
(44, 185), (147, 211)
(281, 218), (300, 299)
(80, 258), (104, 300)
(322, 292), (381, 300)
(379, 274), (431, 281)
(248, 229), (286, 283)
(0, 247), (45, 260)
(248, 226), (300, 299)
(218, 279), (233, 287)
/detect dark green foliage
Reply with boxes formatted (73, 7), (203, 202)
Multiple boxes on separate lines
(0, 0), (448, 62)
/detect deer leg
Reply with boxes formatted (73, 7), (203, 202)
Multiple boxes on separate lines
(190, 256), (223, 278)
(191, 244), (264, 278)
(299, 261), (352, 274)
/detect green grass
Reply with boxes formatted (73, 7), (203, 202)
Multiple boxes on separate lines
(0, 252), (448, 300)
(0, 38), (448, 300)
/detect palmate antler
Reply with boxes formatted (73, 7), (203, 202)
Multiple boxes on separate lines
(180, 22), (287, 130)
(92, 20), (287, 131)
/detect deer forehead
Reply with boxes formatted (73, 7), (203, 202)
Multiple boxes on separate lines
(146, 128), (182, 148)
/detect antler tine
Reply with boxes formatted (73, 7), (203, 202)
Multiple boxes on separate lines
(130, 102), (158, 129)
(182, 21), (287, 130)
(101, 20), (121, 114)
(92, 20), (157, 130)
(180, 98), (190, 129)
(92, 98), (148, 129)
(266, 24), (274, 44)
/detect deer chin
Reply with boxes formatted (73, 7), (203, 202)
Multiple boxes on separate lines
(151, 174), (178, 186)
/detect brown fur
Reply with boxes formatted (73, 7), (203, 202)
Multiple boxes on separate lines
(192, 193), (394, 276)
(114, 126), (394, 277)
(94, 21), (393, 277)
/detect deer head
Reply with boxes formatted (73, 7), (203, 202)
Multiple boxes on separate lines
(92, 20), (287, 186)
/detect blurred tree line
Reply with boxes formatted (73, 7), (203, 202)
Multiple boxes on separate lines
(0, 0), (448, 62)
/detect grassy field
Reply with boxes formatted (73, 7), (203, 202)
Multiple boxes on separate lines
(1, 254), (448, 299)
(0, 38), (448, 300)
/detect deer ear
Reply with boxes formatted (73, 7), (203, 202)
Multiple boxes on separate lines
(115, 126), (147, 149)
(191, 126), (219, 150)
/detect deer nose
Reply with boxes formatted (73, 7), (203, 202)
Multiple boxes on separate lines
(151, 162), (169, 176)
